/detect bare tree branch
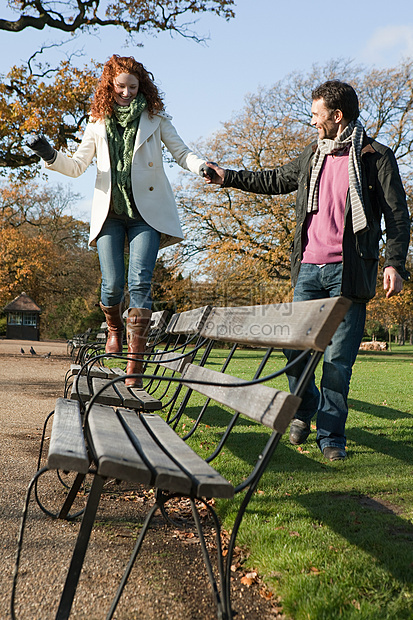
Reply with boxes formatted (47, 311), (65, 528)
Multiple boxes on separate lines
(0, 1), (235, 42)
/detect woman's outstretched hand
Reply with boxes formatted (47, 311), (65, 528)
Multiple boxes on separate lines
(26, 134), (57, 164)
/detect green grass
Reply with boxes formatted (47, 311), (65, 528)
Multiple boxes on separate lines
(153, 345), (413, 619)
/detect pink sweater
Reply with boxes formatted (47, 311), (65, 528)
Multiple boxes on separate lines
(302, 152), (349, 264)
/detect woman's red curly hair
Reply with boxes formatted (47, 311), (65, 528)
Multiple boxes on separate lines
(90, 55), (164, 120)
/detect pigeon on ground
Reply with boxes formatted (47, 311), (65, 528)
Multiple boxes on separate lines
(30, 346), (37, 355)
(20, 348), (25, 354)
(43, 352), (51, 358)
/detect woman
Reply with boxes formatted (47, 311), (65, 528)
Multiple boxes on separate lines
(28, 54), (208, 387)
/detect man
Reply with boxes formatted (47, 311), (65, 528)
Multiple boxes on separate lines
(205, 80), (410, 461)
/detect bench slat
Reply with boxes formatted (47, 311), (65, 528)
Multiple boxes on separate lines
(70, 365), (126, 379)
(117, 409), (192, 494)
(106, 367), (128, 376)
(200, 297), (352, 352)
(91, 377), (121, 405)
(166, 305), (212, 335)
(47, 398), (89, 473)
(70, 375), (91, 402)
(87, 404), (152, 484)
(70, 374), (162, 411)
(107, 379), (143, 409)
(138, 413), (234, 499)
(152, 351), (192, 373)
(180, 364), (301, 434)
(70, 364), (109, 378)
(126, 388), (163, 411)
(108, 380), (162, 411)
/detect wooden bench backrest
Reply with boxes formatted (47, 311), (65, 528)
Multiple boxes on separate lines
(149, 310), (169, 331)
(166, 305), (212, 335)
(151, 351), (192, 373)
(149, 307), (212, 377)
(176, 298), (350, 433)
(199, 298), (351, 352)
(180, 364), (301, 434)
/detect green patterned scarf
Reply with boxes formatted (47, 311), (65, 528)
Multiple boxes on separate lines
(105, 93), (147, 217)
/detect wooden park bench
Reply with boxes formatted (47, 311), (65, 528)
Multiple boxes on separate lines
(12, 297), (351, 620)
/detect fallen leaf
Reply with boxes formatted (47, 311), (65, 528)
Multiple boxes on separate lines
(259, 587), (274, 600)
(240, 576), (255, 586)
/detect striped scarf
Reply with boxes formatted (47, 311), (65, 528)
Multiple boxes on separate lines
(105, 93), (147, 218)
(307, 119), (368, 234)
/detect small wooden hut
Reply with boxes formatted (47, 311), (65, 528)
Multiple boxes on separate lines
(3, 292), (42, 340)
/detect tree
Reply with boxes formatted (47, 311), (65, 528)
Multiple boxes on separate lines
(1, 1), (235, 41)
(0, 225), (58, 302)
(0, 180), (101, 337)
(0, 58), (100, 175)
(171, 59), (413, 310)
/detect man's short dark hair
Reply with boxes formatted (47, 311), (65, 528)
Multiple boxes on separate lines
(312, 80), (359, 121)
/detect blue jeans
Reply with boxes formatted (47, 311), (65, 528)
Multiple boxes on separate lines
(285, 263), (366, 452)
(96, 216), (161, 309)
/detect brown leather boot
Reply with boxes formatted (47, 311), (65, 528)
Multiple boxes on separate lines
(99, 302), (124, 354)
(125, 308), (152, 388)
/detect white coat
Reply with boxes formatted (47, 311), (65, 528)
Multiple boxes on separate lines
(45, 109), (206, 248)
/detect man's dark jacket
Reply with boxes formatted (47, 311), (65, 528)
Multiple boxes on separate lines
(223, 135), (410, 303)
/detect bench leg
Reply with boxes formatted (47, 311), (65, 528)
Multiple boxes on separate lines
(105, 501), (159, 620)
(55, 475), (105, 620)
(58, 473), (87, 520)
(190, 498), (225, 619)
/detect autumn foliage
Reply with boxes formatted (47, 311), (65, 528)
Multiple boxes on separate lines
(0, 60), (100, 176)
(0, 183), (101, 338)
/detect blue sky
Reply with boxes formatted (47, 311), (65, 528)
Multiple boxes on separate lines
(1, 0), (413, 219)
